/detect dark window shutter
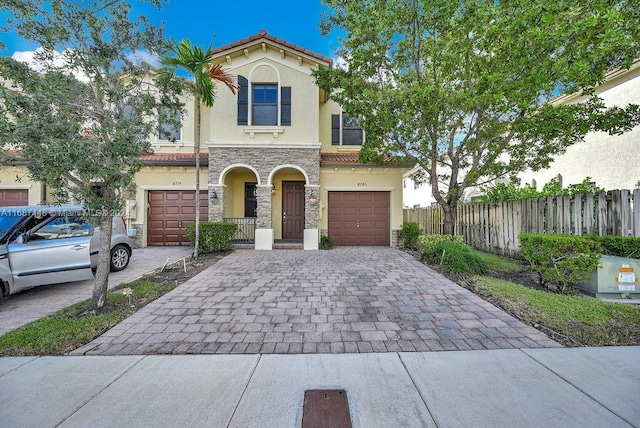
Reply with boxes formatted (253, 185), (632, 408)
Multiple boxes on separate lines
(280, 86), (291, 126)
(331, 114), (340, 145)
(237, 75), (248, 125)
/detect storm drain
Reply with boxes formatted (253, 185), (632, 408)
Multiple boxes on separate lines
(302, 389), (352, 428)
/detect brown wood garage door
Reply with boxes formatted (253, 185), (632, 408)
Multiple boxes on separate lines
(328, 191), (390, 246)
(148, 190), (208, 246)
(0, 189), (28, 207)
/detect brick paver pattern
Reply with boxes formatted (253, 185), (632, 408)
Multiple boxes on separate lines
(73, 248), (561, 355)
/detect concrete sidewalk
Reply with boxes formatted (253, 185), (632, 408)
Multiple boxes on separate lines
(2, 346), (638, 427)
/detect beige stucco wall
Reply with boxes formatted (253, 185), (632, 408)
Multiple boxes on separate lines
(319, 165), (407, 240)
(0, 166), (43, 205)
(149, 93), (197, 152)
(208, 51), (324, 145)
(319, 99), (344, 152)
(223, 169), (257, 218)
(518, 63), (640, 191)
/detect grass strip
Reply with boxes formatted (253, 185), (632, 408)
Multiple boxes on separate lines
(0, 280), (177, 356)
(470, 275), (640, 346)
(476, 251), (525, 273)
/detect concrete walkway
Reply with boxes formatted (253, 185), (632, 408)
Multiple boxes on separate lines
(73, 248), (559, 355)
(2, 346), (639, 427)
(0, 246), (192, 336)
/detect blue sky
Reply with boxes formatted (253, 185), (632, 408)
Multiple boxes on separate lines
(1, 0), (341, 60)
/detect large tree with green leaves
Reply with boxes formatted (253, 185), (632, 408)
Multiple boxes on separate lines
(0, 0), (182, 311)
(316, 0), (640, 234)
(162, 40), (237, 258)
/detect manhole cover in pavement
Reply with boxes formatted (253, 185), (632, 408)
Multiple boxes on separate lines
(302, 389), (352, 428)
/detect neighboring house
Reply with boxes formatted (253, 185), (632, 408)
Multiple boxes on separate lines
(402, 166), (436, 208)
(402, 60), (640, 205)
(402, 166), (480, 208)
(518, 60), (640, 192)
(0, 77), (43, 206)
(129, 31), (412, 249)
(0, 160), (41, 206)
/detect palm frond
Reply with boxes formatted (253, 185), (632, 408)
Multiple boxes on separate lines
(162, 38), (237, 106)
(208, 64), (238, 95)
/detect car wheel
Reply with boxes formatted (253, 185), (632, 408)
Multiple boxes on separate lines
(110, 244), (130, 272)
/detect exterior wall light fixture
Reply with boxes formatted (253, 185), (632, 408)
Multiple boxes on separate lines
(308, 190), (318, 205)
(210, 190), (218, 204)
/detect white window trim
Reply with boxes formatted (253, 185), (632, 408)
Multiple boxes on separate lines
(248, 63), (282, 126)
(243, 127), (285, 138)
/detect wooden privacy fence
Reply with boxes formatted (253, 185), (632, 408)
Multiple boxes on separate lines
(404, 189), (640, 256)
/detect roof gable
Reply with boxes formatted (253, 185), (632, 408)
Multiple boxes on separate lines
(211, 30), (332, 68)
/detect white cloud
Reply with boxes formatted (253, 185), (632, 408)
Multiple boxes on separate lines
(127, 50), (160, 67)
(12, 47), (89, 82)
(334, 55), (349, 70)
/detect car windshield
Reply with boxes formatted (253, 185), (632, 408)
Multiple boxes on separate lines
(0, 215), (23, 240)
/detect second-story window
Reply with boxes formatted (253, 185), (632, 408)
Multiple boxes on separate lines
(237, 75), (291, 127)
(252, 84), (278, 126)
(158, 106), (181, 142)
(332, 112), (364, 146)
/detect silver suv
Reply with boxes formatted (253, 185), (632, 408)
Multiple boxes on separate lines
(0, 205), (133, 299)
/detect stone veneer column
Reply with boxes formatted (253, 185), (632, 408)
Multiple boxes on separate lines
(305, 185), (320, 229)
(256, 185), (273, 229)
(208, 185), (225, 222)
(254, 184), (273, 250)
(304, 185), (320, 250)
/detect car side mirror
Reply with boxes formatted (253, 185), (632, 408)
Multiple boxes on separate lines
(16, 233), (27, 244)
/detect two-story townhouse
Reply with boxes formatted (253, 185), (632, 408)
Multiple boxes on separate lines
(0, 77), (44, 206)
(129, 31), (413, 250)
(517, 60), (640, 192)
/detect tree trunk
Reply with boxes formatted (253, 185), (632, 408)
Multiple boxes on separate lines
(442, 203), (457, 236)
(91, 212), (114, 312)
(193, 101), (201, 259)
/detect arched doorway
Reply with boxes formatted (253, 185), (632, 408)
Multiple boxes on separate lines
(270, 166), (308, 242)
(221, 166), (260, 243)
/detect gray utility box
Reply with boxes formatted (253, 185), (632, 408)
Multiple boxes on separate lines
(578, 255), (640, 299)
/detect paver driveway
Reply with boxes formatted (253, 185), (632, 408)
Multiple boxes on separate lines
(73, 248), (560, 355)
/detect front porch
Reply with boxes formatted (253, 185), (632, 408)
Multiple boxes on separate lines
(209, 158), (320, 250)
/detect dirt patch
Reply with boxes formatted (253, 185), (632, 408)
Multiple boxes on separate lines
(140, 250), (229, 286)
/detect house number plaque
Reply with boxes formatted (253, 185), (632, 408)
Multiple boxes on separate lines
(357, 182), (367, 187)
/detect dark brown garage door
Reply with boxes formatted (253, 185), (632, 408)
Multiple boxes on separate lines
(148, 190), (208, 246)
(0, 189), (28, 207)
(328, 191), (390, 246)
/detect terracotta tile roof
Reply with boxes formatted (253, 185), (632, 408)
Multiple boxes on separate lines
(321, 152), (415, 168)
(0, 150), (27, 165)
(140, 152), (208, 166)
(211, 30), (333, 65)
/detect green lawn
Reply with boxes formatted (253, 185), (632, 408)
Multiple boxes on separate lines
(470, 275), (640, 346)
(0, 280), (175, 356)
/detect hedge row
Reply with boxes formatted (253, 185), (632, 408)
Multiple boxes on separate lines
(519, 234), (602, 293)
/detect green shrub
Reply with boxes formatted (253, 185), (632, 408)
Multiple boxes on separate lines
(185, 222), (237, 253)
(419, 241), (486, 275)
(319, 235), (334, 250)
(591, 235), (640, 259)
(399, 222), (421, 248)
(418, 234), (465, 250)
(519, 233), (602, 293)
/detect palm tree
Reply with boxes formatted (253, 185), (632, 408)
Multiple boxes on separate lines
(162, 39), (237, 258)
